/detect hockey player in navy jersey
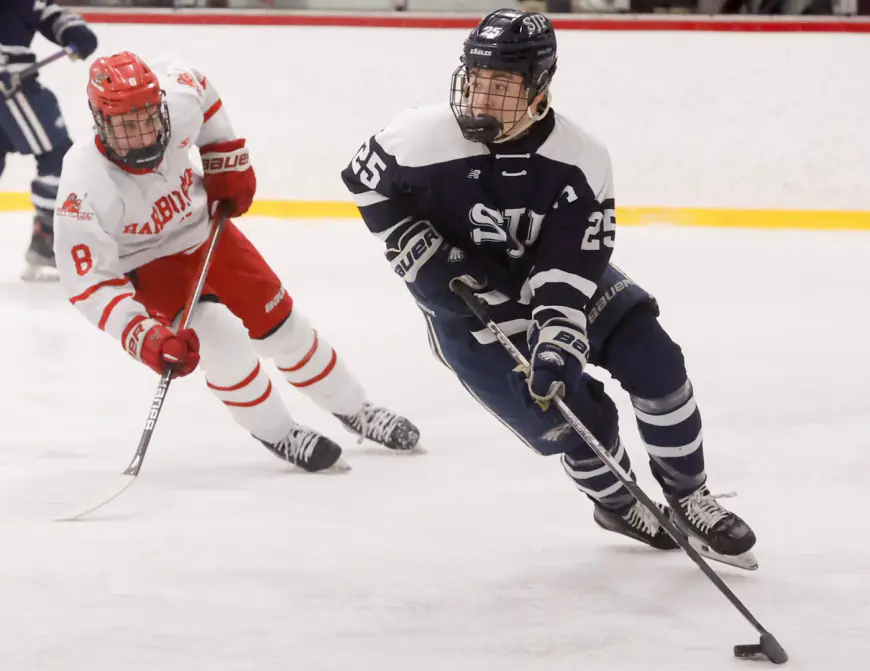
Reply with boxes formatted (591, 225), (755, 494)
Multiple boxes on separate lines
(0, 0), (98, 281)
(342, 8), (758, 569)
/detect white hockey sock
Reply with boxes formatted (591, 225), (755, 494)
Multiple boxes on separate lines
(206, 361), (292, 444)
(191, 303), (293, 444)
(256, 310), (365, 416)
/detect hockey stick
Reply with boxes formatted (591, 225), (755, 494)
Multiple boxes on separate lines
(450, 281), (788, 665)
(2, 48), (73, 101)
(57, 204), (231, 522)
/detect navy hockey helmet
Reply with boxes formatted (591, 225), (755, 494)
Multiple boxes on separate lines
(450, 9), (557, 143)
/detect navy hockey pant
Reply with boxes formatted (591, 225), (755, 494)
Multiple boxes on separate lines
(0, 77), (72, 231)
(424, 303), (707, 510)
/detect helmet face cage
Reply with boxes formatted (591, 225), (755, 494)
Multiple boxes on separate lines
(91, 90), (171, 171)
(450, 10), (557, 143)
(450, 64), (534, 142)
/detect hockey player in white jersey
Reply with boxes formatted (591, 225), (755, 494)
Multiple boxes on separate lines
(53, 51), (420, 472)
(342, 9), (757, 568)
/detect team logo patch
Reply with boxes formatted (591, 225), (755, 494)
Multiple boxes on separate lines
(177, 72), (197, 88)
(176, 72), (204, 95)
(539, 351), (565, 367)
(56, 192), (93, 220)
(541, 422), (572, 442)
(60, 193), (81, 213)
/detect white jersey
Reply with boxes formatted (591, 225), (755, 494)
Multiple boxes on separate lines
(53, 61), (236, 344)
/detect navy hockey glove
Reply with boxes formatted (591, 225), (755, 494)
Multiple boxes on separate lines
(57, 22), (98, 60)
(387, 219), (494, 316)
(526, 318), (590, 410)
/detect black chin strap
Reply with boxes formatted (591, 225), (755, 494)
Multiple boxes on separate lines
(457, 114), (502, 143)
(105, 135), (166, 171)
(123, 143), (165, 170)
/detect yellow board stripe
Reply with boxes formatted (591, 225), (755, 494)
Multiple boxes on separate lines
(2, 192), (869, 230)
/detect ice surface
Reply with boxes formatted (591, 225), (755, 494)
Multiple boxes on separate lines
(1, 213), (868, 670)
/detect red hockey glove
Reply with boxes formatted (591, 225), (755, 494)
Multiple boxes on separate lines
(123, 317), (201, 378)
(200, 139), (256, 217)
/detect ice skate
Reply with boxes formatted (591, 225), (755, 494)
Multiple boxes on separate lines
(21, 217), (59, 282)
(257, 424), (349, 473)
(594, 499), (679, 551)
(335, 402), (423, 452)
(666, 486), (758, 570)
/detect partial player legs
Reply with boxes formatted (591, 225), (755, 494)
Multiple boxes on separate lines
(602, 307), (756, 559)
(253, 311), (421, 451)
(601, 307), (707, 495)
(558, 380), (629, 508)
(191, 301), (291, 443)
(189, 302), (343, 472)
(255, 309), (365, 415)
(0, 81), (73, 281)
(425, 312), (676, 549)
(585, 264), (705, 492)
(22, 144), (69, 281)
(130, 250), (344, 472)
(200, 222), (420, 452)
(559, 393), (678, 551)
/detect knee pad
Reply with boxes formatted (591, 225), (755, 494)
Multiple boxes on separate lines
(602, 306), (688, 400)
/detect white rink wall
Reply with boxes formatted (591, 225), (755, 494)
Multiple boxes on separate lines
(3, 23), (869, 211)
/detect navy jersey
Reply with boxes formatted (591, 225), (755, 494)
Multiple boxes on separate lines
(0, 0), (86, 71)
(341, 103), (616, 344)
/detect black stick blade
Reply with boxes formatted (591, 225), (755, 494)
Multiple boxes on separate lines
(734, 633), (788, 664)
(760, 632), (789, 664)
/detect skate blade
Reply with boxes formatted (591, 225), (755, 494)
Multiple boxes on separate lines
(593, 515), (675, 551)
(352, 436), (428, 454)
(21, 265), (59, 282)
(687, 536), (758, 571)
(392, 443), (427, 455)
(342, 425), (426, 454)
(327, 456), (352, 472)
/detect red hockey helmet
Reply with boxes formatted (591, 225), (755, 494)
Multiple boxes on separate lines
(88, 51), (171, 170)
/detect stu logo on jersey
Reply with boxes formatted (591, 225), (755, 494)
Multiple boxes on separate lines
(56, 192), (93, 220)
(468, 203), (544, 258)
(123, 168), (195, 235)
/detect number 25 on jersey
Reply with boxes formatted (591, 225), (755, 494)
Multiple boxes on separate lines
(583, 209), (615, 251)
(556, 184), (615, 251)
(351, 139), (387, 190)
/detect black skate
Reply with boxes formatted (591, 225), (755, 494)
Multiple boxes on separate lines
(335, 402), (422, 452)
(21, 216), (58, 282)
(257, 425), (348, 473)
(594, 500), (679, 551)
(666, 486), (758, 571)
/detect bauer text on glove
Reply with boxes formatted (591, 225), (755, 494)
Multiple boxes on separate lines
(200, 139), (256, 217)
(526, 318), (589, 409)
(122, 317), (201, 378)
